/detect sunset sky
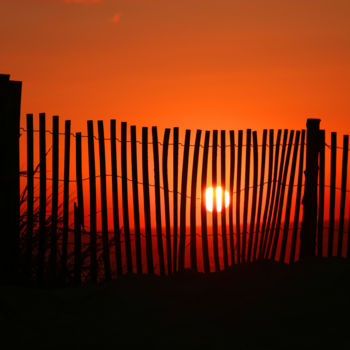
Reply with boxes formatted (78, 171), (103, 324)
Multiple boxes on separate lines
(2, 0), (350, 134)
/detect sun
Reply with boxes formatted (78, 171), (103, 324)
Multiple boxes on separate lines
(205, 187), (230, 212)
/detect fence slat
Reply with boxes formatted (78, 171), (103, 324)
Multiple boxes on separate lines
(25, 114), (34, 278)
(236, 130), (243, 263)
(212, 130), (220, 271)
(162, 128), (172, 275)
(75, 132), (84, 229)
(87, 120), (97, 283)
(173, 127), (179, 272)
(229, 131), (235, 265)
(328, 132), (337, 257)
(258, 130), (274, 259)
(201, 131), (210, 272)
(74, 202), (81, 286)
(190, 130), (202, 271)
(131, 126), (142, 274)
(279, 131), (300, 262)
(247, 131), (258, 262)
(110, 120), (122, 276)
(242, 129), (251, 262)
(220, 130), (228, 268)
(252, 129), (267, 261)
(142, 127), (154, 274)
(121, 122), (133, 273)
(290, 130), (305, 262)
(152, 126), (165, 276)
(178, 130), (191, 271)
(98, 121), (111, 281)
(270, 130), (294, 260)
(318, 130), (325, 257)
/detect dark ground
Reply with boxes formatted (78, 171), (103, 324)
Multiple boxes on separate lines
(1, 257), (350, 349)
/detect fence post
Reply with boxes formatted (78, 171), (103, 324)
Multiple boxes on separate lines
(0, 74), (22, 284)
(300, 118), (321, 259)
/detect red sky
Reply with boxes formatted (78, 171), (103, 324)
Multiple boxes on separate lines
(2, 0), (350, 134)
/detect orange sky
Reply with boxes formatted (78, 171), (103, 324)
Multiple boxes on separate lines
(2, 0), (350, 134)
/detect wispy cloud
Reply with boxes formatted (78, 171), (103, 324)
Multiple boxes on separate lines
(64, 0), (102, 4)
(111, 13), (121, 24)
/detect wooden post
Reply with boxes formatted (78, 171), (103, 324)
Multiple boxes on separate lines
(74, 203), (81, 286)
(228, 131), (235, 265)
(317, 130), (325, 257)
(300, 119), (321, 259)
(172, 127), (179, 272)
(220, 130), (228, 268)
(75, 132), (84, 229)
(236, 130), (243, 263)
(212, 130), (220, 271)
(328, 132), (337, 257)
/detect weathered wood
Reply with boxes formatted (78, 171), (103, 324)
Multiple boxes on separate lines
(25, 114), (34, 278)
(228, 131), (235, 265)
(252, 129), (267, 261)
(328, 132), (337, 257)
(38, 113), (47, 285)
(142, 127), (154, 274)
(110, 120), (122, 276)
(130, 125), (142, 274)
(152, 126), (165, 276)
(236, 130), (243, 263)
(201, 131), (210, 272)
(247, 131), (258, 262)
(211, 130), (220, 271)
(279, 131), (300, 262)
(317, 130), (325, 257)
(162, 128), (172, 274)
(190, 130), (202, 271)
(75, 132), (84, 229)
(74, 202), (81, 286)
(220, 130), (228, 268)
(173, 127), (179, 272)
(87, 120), (97, 283)
(337, 135), (348, 257)
(290, 130), (305, 262)
(121, 122), (133, 273)
(98, 121), (111, 281)
(178, 130), (191, 271)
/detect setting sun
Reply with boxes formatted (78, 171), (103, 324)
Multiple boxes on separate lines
(205, 187), (230, 212)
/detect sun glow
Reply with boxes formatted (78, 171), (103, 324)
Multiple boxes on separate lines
(205, 187), (230, 212)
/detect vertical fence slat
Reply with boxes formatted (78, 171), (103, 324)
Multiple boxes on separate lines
(152, 126), (165, 276)
(318, 130), (325, 257)
(328, 132), (337, 257)
(190, 130), (202, 271)
(121, 122), (133, 273)
(201, 131), (210, 272)
(87, 120), (97, 283)
(220, 130), (228, 268)
(98, 121), (111, 281)
(178, 130), (191, 271)
(75, 132), (84, 229)
(25, 114), (34, 278)
(229, 131), (235, 265)
(38, 113), (47, 285)
(270, 130), (294, 260)
(279, 131), (300, 262)
(211, 130), (220, 271)
(242, 129), (251, 262)
(247, 131), (258, 262)
(110, 120), (122, 276)
(131, 125), (142, 274)
(337, 135), (348, 257)
(162, 128), (172, 275)
(49, 116), (59, 281)
(258, 130), (274, 259)
(173, 127), (179, 272)
(236, 130), (243, 263)
(253, 129), (267, 261)
(142, 127), (154, 274)
(74, 202), (81, 286)
(61, 120), (71, 281)
(290, 130), (305, 262)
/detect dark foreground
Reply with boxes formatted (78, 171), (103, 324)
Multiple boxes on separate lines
(1, 258), (350, 349)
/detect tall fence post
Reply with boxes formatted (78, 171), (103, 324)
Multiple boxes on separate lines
(0, 74), (22, 284)
(300, 118), (321, 259)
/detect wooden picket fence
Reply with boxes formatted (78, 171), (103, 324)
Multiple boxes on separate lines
(15, 114), (350, 285)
